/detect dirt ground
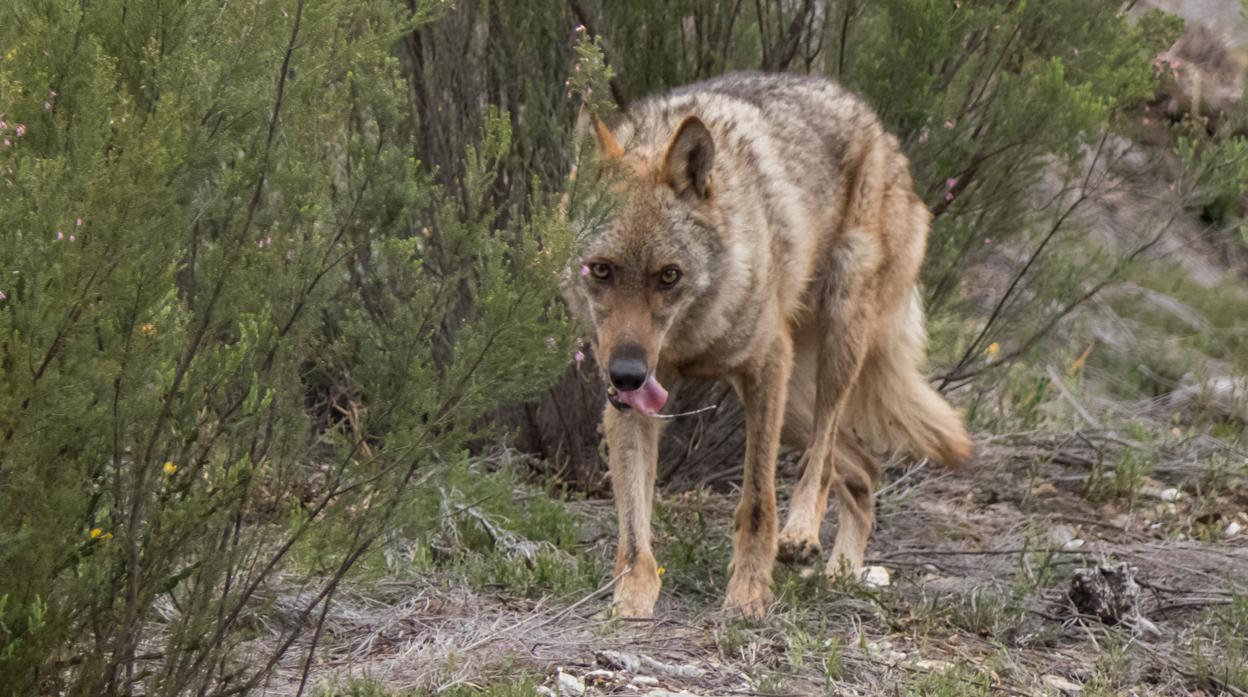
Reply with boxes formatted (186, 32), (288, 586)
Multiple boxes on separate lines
(255, 423), (1248, 697)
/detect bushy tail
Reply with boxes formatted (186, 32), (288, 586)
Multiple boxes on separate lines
(846, 291), (974, 467)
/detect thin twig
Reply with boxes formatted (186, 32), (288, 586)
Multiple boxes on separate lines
(460, 568), (627, 653)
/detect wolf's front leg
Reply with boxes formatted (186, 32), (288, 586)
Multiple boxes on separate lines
(603, 403), (663, 618)
(724, 335), (793, 618)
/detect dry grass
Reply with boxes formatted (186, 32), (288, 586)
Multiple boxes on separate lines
(234, 411), (1248, 697)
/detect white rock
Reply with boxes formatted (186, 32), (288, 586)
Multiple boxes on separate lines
(913, 659), (954, 672)
(1062, 538), (1085, 551)
(862, 565), (891, 587)
(1159, 487), (1182, 502)
(1225, 521), (1243, 538)
(639, 655), (705, 679)
(1049, 524), (1077, 547)
(555, 670), (585, 696)
(1043, 674), (1083, 693)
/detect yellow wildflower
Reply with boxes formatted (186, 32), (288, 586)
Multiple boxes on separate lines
(4, 49), (16, 61)
(163, 461), (177, 475)
(1068, 342), (1094, 377)
(90, 528), (103, 539)
(984, 342), (1000, 358)
(656, 566), (666, 577)
(139, 323), (157, 337)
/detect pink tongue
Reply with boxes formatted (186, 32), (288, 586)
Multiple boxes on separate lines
(615, 375), (669, 416)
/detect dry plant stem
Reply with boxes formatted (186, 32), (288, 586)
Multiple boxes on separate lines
(938, 129), (1111, 391)
(1045, 366), (1102, 429)
(460, 568), (627, 653)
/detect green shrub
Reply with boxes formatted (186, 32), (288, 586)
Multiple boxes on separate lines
(0, 1), (579, 694)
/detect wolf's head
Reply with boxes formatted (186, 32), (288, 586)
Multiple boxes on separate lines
(568, 115), (724, 416)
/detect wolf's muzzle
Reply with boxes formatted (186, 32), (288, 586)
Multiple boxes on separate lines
(607, 344), (649, 392)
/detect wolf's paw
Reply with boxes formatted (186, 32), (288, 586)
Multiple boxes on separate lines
(611, 569), (660, 619)
(723, 573), (774, 620)
(777, 535), (822, 568)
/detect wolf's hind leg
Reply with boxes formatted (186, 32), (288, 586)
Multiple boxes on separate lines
(777, 449), (831, 568)
(604, 404), (664, 618)
(778, 259), (873, 575)
(826, 434), (882, 574)
(778, 427), (868, 572)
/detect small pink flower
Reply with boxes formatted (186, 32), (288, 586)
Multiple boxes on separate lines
(0, 119), (7, 131)
(574, 24), (586, 33)
(574, 350), (586, 364)
(42, 101), (51, 111)
(984, 238), (992, 245)
(68, 234), (75, 241)
(48, 89), (57, 98)
(0, 289), (7, 302)
(2, 138), (9, 147)
(579, 264), (590, 277)
(55, 231), (63, 240)
(75, 217), (82, 226)
(944, 119), (956, 129)
(1142, 117), (1151, 125)
(12, 124), (20, 137)
(917, 128), (929, 144)
(945, 177), (958, 189)
(944, 192), (954, 202)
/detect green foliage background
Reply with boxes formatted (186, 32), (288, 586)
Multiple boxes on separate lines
(0, 1), (578, 693)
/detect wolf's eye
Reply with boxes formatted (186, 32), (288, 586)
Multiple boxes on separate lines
(589, 262), (612, 281)
(658, 266), (682, 289)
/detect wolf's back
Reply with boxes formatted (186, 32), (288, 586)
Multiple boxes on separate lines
(619, 72), (880, 197)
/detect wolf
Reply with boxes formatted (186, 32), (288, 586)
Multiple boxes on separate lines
(564, 72), (974, 619)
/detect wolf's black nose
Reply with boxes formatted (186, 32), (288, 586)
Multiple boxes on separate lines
(608, 346), (648, 392)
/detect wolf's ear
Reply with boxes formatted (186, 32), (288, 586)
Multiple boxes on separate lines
(663, 116), (715, 200)
(593, 118), (624, 160)
(574, 106), (624, 160)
